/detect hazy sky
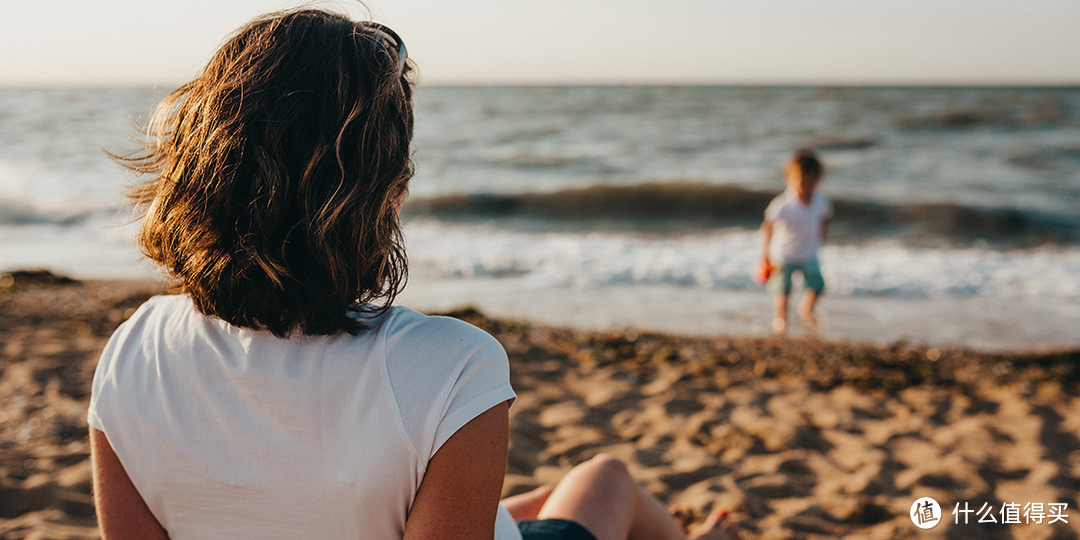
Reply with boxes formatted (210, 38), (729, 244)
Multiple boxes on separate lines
(3, 0), (1079, 86)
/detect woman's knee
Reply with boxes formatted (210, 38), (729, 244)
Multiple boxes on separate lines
(574, 454), (633, 487)
(538, 454), (639, 539)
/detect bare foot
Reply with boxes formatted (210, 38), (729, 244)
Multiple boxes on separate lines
(772, 317), (786, 334)
(690, 507), (740, 540)
(669, 506), (694, 535)
(797, 307), (818, 330)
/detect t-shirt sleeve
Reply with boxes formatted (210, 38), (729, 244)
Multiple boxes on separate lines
(819, 193), (833, 219)
(384, 313), (516, 467)
(764, 194), (784, 222)
(87, 336), (113, 431)
(430, 333), (515, 454)
(86, 358), (108, 431)
(87, 304), (149, 432)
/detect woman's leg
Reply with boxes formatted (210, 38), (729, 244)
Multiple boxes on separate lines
(695, 507), (740, 540)
(532, 454), (739, 540)
(502, 485), (554, 520)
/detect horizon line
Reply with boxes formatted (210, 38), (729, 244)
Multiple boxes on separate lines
(3, 80), (1080, 90)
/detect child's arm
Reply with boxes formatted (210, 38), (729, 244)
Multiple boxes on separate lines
(759, 219), (774, 261)
(755, 219), (776, 284)
(820, 196), (832, 243)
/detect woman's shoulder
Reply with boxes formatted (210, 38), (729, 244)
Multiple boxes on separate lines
(109, 294), (195, 334)
(379, 306), (503, 352)
(127, 293), (196, 315)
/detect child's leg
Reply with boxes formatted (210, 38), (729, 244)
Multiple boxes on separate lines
(772, 294), (788, 333)
(796, 259), (825, 327)
(797, 289), (820, 328)
(766, 264), (793, 333)
(532, 454), (739, 540)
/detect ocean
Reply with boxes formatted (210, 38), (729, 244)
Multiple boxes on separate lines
(2, 86), (1078, 351)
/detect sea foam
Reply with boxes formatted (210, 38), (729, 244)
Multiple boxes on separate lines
(403, 220), (1080, 302)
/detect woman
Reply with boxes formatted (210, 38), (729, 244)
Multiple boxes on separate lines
(89, 8), (739, 540)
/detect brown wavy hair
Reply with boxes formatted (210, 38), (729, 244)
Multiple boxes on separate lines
(118, 8), (415, 336)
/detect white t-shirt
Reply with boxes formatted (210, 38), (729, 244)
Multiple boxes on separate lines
(764, 189), (832, 263)
(88, 295), (520, 540)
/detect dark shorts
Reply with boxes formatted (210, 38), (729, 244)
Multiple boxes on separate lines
(518, 518), (599, 540)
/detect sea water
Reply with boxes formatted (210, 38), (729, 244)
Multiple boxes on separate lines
(2, 86), (1078, 349)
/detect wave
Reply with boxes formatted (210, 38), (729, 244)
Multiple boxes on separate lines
(403, 220), (1080, 302)
(402, 182), (1080, 248)
(0, 200), (96, 226)
(890, 89), (1079, 130)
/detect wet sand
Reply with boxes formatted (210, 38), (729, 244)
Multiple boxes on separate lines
(1, 272), (1078, 539)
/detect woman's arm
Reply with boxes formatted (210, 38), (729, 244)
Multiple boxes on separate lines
(90, 427), (170, 540)
(403, 401), (511, 540)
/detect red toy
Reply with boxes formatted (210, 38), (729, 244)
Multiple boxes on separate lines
(754, 257), (775, 285)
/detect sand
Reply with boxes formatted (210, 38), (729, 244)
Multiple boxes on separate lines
(1, 271), (1078, 539)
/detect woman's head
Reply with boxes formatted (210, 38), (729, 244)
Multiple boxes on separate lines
(123, 8), (415, 336)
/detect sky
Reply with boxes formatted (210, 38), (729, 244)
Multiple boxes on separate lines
(2, 0), (1079, 87)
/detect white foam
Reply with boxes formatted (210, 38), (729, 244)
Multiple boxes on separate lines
(403, 221), (1080, 302)
(397, 279), (1080, 353)
(0, 217), (156, 279)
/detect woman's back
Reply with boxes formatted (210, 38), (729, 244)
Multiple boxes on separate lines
(88, 7), (741, 539)
(89, 295), (516, 539)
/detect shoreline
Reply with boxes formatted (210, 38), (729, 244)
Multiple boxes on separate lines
(6, 269), (1078, 356)
(1, 272), (1078, 538)
(397, 275), (1080, 355)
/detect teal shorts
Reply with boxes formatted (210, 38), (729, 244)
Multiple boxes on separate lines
(767, 258), (825, 295)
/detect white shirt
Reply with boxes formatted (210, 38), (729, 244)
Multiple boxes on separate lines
(764, 189), (832, 263)
(88, 295), (520, 540)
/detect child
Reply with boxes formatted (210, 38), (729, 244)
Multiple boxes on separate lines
(88, 8), (740, 540)
(759, 148), (832, 333)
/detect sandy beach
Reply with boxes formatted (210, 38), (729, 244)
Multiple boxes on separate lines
(1, 271), (1078, 539)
